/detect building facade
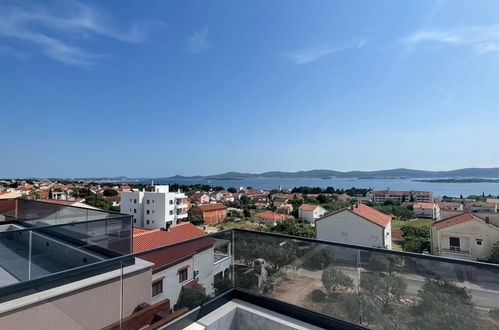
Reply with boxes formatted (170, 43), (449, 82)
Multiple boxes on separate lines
(367, 190), (433, 203)
(413, 202), (440, 219)
(431, 212), (499, 260)
(120, 185), (188, 228)
(191, 203), (227, 224)
(316, 203), (392, 250)
(298, 204), (327, 223)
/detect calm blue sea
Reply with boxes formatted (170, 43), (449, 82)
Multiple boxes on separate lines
(135, 177), (499, 197)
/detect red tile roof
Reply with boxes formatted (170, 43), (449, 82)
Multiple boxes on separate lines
(194, 203), (227, 211)
(133, 223), (215, 271)
(414, 202), (434, 209)
(432, 212), (478, 230)
(299, 203), (319, 211)
(349, 203), (391, 227)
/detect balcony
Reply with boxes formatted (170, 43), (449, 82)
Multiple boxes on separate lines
(0, 206), (498, 329)
(443, 247), (471, 254)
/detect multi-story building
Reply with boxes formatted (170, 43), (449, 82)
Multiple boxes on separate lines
(367, 190), (433, 203)
(120, 185), (189, 229)
(133, 222), (231, 308)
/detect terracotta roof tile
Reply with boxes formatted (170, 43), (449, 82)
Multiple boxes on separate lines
(432, 212), (478, 230)
(299, 203), (319, 211)
(349, 203), (391, 228)
(414, 202), (435, 209)
(194, 203), (227, 211)
(133, 223), (214, 270)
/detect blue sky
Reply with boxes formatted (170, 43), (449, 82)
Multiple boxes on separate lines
(1, 0), (499, 178)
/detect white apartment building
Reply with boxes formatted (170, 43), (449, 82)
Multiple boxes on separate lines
(414, 202), (440, 220)
(120, 185), (188, 229)
(298, 204), (327, 223)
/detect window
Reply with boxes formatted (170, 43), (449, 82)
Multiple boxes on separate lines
(133, 219), (136, 223)
(179, 268), (188, 282)
(152, 279), (163, 296)
(146, 220), (150, 225)
(133, 208), (136, 214)
(449, 237), (460, 252)
(146, 210), (150, 215)
(169, 210), (173, 215)
(134, 199), (137, 203)
(476, 239), (483, 246)
(147, 199), (150, 204)
(169, 200), (173, 205)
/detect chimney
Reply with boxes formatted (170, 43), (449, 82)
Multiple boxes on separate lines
(165, 222), (171, 231)
(356, 203), (359, 208)
(350, 205), (354, 210)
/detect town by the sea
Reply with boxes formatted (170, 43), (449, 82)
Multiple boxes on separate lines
(137, 177), (499, 197)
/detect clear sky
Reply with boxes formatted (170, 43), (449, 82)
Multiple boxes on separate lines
(1, 0), (499, 178)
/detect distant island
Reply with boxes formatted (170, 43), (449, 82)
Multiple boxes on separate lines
(160, 167), (499, 180)
(414, 178), (499, 183)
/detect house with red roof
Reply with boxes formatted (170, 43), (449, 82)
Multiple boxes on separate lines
(413, 202), (440, 219)
(316, 203), (392, 251)
(255, 211), (293, 226)
(430, 212), (499, 260)
(133, 222), (231, 308)
(298, 203), (327, 223)
(191, 203), (227, 224)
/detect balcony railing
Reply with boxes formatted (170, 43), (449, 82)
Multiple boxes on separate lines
(0, 227), (498, 330)
(443, 247), (471, 254)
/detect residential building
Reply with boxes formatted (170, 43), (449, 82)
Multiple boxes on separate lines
(431, 212), (499, 260)
(438, 201), (464, 211)
(367, 190), (433, 203)
(277, 203), (293, 215)
(413, 202), (440, 220)
(133, 223), (231, 307)
(316, 203), (392, 250)
(464, 201), (498, 213)
(191, 192), (210, 205)
(298, 204), (327, 223)
(255, 211), (292, 226)
(191, 203), (227, 224)
(120, 185), (188, 229)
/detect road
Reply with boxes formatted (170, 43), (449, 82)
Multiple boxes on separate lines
(286, 266), (499, 310)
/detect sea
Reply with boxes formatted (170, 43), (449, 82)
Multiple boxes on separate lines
(134, 177), (499, 198)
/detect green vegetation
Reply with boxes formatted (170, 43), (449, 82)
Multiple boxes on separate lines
(485, 241), (499, 264)
(103, 188), (118, 197)
(85, 194), (110, 210)
(401, 226), (430, 253)
(322, 266), (353, 298)
(190, 215), (204, 226)
(270, 218), (314, 238)
(391, 219), (432, 231)
(175, 287), (208, 310)
(411, 279), (477, 330)
(374, 200), (415, 220)
(310, 289), (326, 302)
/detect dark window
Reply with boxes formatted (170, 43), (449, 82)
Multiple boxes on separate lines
(449, 237), (460, 251)
(169, 210), (173, 215)
(146, 210), (150, 215)
(146, 220), (150, 225)
(147, 200), (150, 204)
(134, 199), (137, 203)
(179, 268), (188, 282)
(170, 200), (173, 205)
(152, 280), (163, 296)
(133, 208), (136, 214)
(476, 239), (483, 246)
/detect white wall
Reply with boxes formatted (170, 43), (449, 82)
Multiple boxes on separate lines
(431, 219), (499, 260)
(316, 210), (387, 249)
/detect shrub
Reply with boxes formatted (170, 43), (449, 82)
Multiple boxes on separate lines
(310, 289), (326, 302)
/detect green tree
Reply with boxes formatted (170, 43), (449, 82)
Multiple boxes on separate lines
(84, 194), (110, 210)
(487, 241), (499, 264)
(360, 272), (407, 309)
(103, 188), (118, 197)
(411, 279), (477, 330)
(302, 245), (335, 270)
(243, 208), (251, 218)
(271, 218), (314, 238)
(227, 187), (237, 193)
(322, 266), (353, 298)
(316, 194), (328, 204)
(190, 215), (204, 226)
(175, 287), (207, 310)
